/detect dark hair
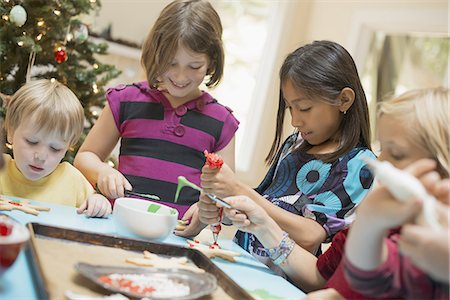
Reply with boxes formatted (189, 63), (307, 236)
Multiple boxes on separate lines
(266, 40), (371, 164)
(141, 0), (224, 88)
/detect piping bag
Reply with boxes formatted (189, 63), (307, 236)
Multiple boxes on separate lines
(174, 151), (225, 245)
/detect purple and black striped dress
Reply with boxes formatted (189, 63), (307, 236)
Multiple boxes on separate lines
(107, 81), (239, 216)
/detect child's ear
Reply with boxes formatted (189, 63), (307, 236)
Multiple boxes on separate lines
(339, 87), (355, 113)
(6, 129), (13, 145)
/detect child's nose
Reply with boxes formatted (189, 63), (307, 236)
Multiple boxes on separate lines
(290, 111), (303, 128)
(33, 151), (48, 161)
(172, 68), (189, 81)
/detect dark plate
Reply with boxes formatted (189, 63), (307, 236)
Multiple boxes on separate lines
(76, 262), (217, 300)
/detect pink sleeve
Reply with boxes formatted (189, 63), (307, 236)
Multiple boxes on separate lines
(343, 238), (403, 298)
(213, 106), (239, 152)
(105, 86), (124, 131)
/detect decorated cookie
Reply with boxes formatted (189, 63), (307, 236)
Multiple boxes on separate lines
(0, 197), (50, 215)
(187, 239), (240, 262)
(126, 250), (204, 273)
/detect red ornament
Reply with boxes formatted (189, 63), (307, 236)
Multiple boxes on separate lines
(54, 48), (68, 63)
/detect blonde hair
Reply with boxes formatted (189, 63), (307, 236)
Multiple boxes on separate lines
(5, 79), (84, 146)
(141, 0), (224, 88)
(378, 87), (449, 177)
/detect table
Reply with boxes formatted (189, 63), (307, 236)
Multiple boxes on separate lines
(0, 199), (305, 300)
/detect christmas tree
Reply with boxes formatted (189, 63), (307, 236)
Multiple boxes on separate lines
(0, 0), (121, 162)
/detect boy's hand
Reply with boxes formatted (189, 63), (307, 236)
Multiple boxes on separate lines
(200, 163), (240, 197)
(96, 165), (132, 199)
(77, 194), (112, 218)
(174, 203), (207, 237)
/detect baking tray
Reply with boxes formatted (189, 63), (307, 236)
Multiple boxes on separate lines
(25, 222), (253, 300)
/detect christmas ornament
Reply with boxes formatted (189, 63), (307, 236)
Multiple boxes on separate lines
(72, 23), (89, 44)
(54, 46), (68, 63)
(9, 5), (27, 27)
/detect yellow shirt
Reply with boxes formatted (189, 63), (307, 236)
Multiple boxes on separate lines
(0, 154), (93, 207)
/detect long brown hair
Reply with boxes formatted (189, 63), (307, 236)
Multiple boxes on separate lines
(141, 0), (224, 88)
(266, 40), (371, 164)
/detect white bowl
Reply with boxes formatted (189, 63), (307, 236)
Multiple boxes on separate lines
(113, 198), (179, 241)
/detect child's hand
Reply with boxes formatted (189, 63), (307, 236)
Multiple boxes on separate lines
(221, 196), (272, 236)
(397, 177), (450, 282)
(398, 211), (449, 282)
(77, 193), (112, 218)
(200, 163), (240, 198)
(197, 193), (221, 225)
(356, 159), (439, 231)
(96, 165), (132, 199)
(174, 203), (207, 237)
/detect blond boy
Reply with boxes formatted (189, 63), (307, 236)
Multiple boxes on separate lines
(0, 79), (111, 217)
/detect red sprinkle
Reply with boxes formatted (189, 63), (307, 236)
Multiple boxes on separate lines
(99, 275), (112, 284)
(143, 287), (156, 293)
(8, 202), (22, 207)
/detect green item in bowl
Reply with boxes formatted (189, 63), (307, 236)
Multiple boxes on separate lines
(147, 203), (161, 213)
(146, 204), (177, 216)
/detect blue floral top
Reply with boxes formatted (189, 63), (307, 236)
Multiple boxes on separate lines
(234, 133), (375, 265)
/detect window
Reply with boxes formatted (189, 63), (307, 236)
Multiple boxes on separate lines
(209, 1), (274, 168)
(361, 33), (449, 141)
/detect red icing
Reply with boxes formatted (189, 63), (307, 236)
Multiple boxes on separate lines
(203, 151), (224, 244)
(0, 222), (12, 236)
(211, 224), (221, 234)
(204, 150), (224, 169)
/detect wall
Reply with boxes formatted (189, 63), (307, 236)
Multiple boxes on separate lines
(90, 0), (448, 187)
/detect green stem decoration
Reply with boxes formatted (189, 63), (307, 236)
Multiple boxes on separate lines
(174, 176), (203, 203)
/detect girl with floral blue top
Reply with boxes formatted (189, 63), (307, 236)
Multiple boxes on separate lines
(198, 41), (375, 271)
